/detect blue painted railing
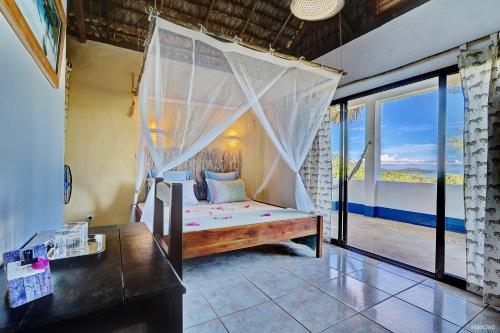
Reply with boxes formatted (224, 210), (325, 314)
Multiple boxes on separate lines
(332, 201), (465, 234)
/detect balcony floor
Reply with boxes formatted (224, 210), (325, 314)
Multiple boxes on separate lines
(333, 213), (466, 278)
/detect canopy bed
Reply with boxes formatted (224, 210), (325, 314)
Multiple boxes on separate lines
(132, 16), (341, 264)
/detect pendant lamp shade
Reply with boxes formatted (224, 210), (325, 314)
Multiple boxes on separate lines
(290, 0), (345, 21)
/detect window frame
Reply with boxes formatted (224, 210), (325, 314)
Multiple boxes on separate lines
(331, 65), (465, 289)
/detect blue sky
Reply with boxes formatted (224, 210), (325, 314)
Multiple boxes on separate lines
(331, 85), (465, 173)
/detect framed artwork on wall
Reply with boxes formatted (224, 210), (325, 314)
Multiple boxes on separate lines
(0, 0), (66, 88)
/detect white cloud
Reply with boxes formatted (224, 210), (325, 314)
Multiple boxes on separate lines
(383, 144), (437, 155)
(396, 124), (436, 135)
(380, 154), (430, 165)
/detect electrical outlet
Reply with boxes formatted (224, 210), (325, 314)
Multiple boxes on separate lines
(86, 214), (95, 224)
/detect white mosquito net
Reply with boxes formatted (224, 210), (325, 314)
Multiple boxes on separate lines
(133, 18), (341, 226)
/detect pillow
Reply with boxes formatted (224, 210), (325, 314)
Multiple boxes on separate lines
(179, 180), (199, 206)
(206, 179), (247, 204)
(163, 170), (190, 181)
(204, 170), (239, 201)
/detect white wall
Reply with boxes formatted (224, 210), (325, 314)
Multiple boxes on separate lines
(0, 4), (66, 258)
(317, 0), (500, 99)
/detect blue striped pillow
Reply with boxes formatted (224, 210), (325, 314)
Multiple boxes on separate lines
(204, 171), (239, 201)
(206, 179), (247, 204)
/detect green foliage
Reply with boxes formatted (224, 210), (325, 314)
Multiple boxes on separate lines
(332, 156), (463, 184)
(446, 174), (464, 185)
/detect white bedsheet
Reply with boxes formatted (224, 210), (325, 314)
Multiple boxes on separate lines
(161, 200), (315, 235)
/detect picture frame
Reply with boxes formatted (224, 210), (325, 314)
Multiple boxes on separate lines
(0, 0), (66, 88)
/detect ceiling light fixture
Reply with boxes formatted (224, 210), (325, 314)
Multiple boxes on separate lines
(290, 0), (345, 21)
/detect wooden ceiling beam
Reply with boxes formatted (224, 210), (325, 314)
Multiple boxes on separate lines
(289, 21), (313, 55)
(105, 0), (110, 40)
(68, 23), (145, 48)
(111, 1), (272, 47)
(299, 21), (339, 59)
(203, 0), (216, 26)
(75, 17), (149, 40)
(340, 13), (354, 41)
(296, 11), (358, 59)
(271, 11), (292, 48)
(72, 0), (86, 43)
(240, 0), (258, 37)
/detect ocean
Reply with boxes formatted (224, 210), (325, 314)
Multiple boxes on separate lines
(380, 163), (463, 177)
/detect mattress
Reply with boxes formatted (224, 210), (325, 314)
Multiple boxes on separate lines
(145, 200), (316, 235)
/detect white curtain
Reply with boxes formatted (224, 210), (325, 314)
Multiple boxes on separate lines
(226, 54), (338, 211)
(459, 33), (500, 306)
(134, 18), (341, 223)
(300, 111), (333, 240)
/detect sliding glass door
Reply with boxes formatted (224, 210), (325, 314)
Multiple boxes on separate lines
(331, 104), (341, 241)
(445, 73), (466, 279)
(333, 66), (465, 285)
(347, 78), (439, 272)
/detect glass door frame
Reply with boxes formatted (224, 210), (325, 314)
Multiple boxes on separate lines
(331, 65), (465, 289)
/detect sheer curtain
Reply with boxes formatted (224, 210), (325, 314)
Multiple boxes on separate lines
(134, 18), (341, 224)
(459, 33), (500, 306)
(226, 53), (339, 211)
(300, 110), (333, 240)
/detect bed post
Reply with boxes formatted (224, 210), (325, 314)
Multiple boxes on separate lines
(169, 182), (183, 278)
(153, 177), (164, 236)
(154, 178), (183, 278)
(316, 215), (323, 258)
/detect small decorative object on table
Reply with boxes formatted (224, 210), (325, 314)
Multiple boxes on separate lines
(48, 221), (106, 260)
(3, 244), (53, 308)
(54, 222), (89, 258)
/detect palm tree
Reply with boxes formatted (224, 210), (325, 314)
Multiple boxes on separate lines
(330, 105), (362, 124)
(448, 136), (463, 154)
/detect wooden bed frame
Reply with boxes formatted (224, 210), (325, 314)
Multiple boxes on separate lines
(145, 178), (323, 275)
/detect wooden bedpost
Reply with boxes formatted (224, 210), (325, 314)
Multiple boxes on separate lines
(316, 215), (323, 258)
(154, 178), (184, 278)
(153, 178), (163, 236)
(169, 182), (183, 278)
(153, 178), (164, 236)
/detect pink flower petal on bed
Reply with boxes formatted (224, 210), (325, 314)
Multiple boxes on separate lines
(185, 221), (200, 226)
(261, 212), (272, 217)
(244, 204), (250, 208)
(216, 206), (224, 210)
(223, 215), (233, 219)
(185, 209), (191, 213)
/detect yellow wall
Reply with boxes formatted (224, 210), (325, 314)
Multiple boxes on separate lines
(207, 112), (266, 198)
(64, 38), (141, 226)
(65, 37), (269, 225)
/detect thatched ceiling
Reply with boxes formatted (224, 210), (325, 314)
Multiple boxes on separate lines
(67, 0), (428, 60)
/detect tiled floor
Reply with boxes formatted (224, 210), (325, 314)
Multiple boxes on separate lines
(331, 212), (467, 278)
(183, 241), (499, 333)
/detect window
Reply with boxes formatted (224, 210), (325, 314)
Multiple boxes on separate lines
(331, 104), (366, 181)
(347, 104), (366, 180)
(445, 73), (466, 278)
(332, 66), (466, 285)
(445, 73), (465, 185)
(379, 78), (439, 183)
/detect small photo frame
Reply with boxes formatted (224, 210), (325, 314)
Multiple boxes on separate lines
(0, 0), (66, 88)
(3, 244), (53, 308)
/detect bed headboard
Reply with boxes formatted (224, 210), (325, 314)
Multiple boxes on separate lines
(173, 148), (241, 200)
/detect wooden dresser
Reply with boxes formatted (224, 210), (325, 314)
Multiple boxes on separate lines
(0, 223), (185, 333)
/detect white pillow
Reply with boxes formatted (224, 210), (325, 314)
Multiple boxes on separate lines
(206, 179), (247, 204)
(179, 180), (199, 206)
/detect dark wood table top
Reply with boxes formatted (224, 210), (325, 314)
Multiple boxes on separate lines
(0, 223), (185, 332)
